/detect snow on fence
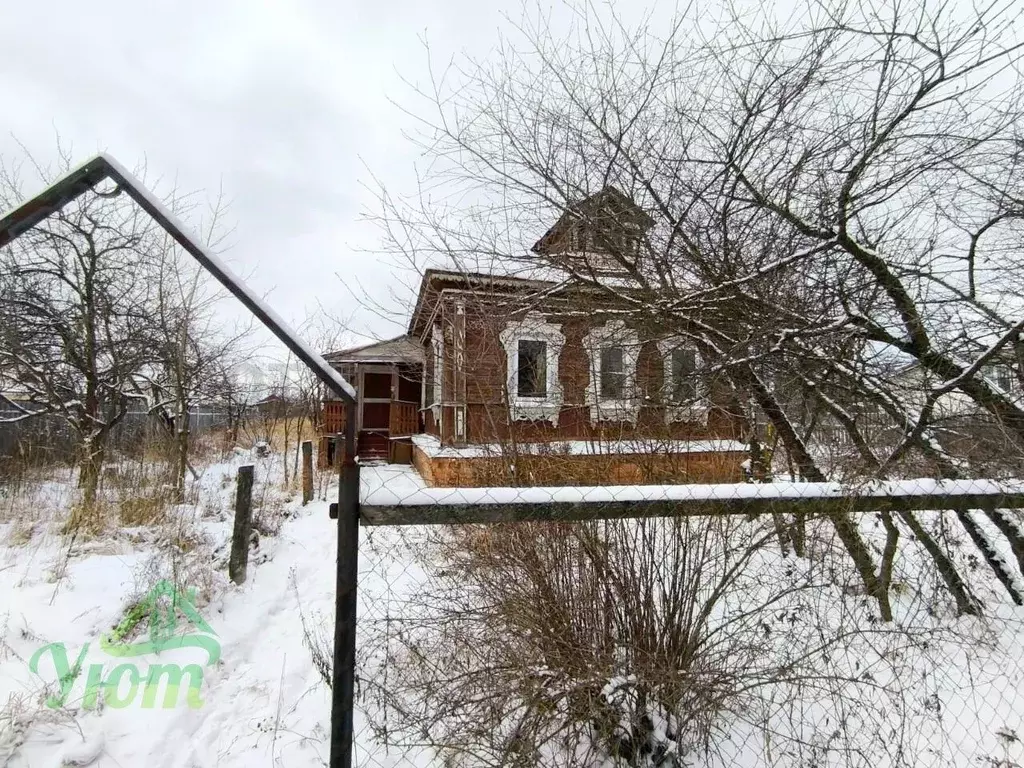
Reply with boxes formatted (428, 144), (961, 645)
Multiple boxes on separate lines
(358, 464), (1024, 524)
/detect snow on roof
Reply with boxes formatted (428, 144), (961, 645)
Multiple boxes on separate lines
(408, 265), (649, 336)
(326, 335), (424, 365)
(410, 433), (747, 458)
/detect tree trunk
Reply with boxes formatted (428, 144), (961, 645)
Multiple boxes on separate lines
(78, 436), (105, 511)
(797, 386), (985, 617)
(829, 510), (892, 621)
(981, 508), (1024, 579)
(876, 513), (900, 620)
(174, 415), (190, 505)
(956, 510), (1024, 606)
(899, 511), (981, 616)
(771, 512), (792, 557)
(732, 365), (888, 610)
(905, 435), (1024, 605)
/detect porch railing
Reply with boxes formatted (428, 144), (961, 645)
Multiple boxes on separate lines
(390, 401), (417, 437)
(324, 400), (348, 434)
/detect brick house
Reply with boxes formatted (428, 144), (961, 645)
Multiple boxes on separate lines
(321, 188), (749, 487)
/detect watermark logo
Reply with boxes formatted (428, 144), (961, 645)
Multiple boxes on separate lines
(29, 580), (220, 710)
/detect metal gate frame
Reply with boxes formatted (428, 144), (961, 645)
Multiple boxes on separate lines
(0, 155), (362, 768)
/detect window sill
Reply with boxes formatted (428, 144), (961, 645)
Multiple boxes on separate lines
(588, 398), (640, 424)
(510, 398), (561, 426)
(665, 402), (710, 425)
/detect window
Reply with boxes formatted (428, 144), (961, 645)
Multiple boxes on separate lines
(600, 346), (625, 398)
(431, 327), (443, 406)
(517, 340), (548, 398)
(996, 366), (1015, 393)
(583, 320), (640, 423)
(657, 340), (708, 425)
(499, 312), (565, 425)
(669, 347), (698, 402)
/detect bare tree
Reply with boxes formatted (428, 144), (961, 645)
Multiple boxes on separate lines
(0, 144), (165, 510)
(373, 0), (1024, 617)
(292, 309), (354, 490)
(146, 192), (251, 502)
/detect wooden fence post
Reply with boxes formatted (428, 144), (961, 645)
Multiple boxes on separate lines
(302, 440), (313, 505)
(229, 464), (254, 585)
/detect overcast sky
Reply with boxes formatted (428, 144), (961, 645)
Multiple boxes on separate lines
(0, 0), (536, 354)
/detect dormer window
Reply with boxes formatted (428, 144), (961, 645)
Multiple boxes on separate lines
(530, 187), (654, 268)
(566, 221), (586, 252)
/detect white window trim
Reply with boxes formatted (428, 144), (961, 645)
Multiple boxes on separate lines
(430, 324), (443, 423)
(499, 311), (565, 426)
(657, 339), (709, 425)
(584, 319), (640, 425)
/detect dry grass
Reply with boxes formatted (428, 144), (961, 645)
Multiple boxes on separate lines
(252, 476), (294, 537)
(293, 570), (333, 689)
(239, 415), (317, 454)
(117, 495), (169, 527)
(60, 502), (108, 537)
(0, 462), (75, 528)
(6, 518), (35, 546)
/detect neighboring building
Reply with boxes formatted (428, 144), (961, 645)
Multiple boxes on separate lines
(248, 392), (298, 416)
(884, 354), (1023, 470)
(320, 189), (748, 487)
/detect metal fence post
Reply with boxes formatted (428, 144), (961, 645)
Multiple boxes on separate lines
(330, 403), (359, 768)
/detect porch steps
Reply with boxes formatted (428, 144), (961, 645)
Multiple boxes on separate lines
(357, 431), (389, 461)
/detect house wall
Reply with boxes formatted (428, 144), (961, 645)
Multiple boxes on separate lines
(431, 298), (744, 446)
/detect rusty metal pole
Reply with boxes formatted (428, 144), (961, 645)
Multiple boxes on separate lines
(329, 402), (359, 768)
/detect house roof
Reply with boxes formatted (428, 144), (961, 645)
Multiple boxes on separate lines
(405, 190), (653, 337)
(325, 335), (425, 365)
(531, 186), (655, 255)
(407, 268), (561, 338)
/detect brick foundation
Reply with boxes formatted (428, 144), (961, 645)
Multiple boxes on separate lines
(411, 446), (745, 488)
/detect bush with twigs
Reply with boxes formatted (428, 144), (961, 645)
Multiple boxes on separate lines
(355, 510), (989, 767)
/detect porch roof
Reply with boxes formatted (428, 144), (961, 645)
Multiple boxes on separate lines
(325, 335), (425, 365)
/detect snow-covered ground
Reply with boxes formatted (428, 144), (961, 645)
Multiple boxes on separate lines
(2, 454), (1024, 767)
(0, 453), (433, 767)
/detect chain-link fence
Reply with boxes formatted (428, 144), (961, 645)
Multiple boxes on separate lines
(303, 464), (1024, 767)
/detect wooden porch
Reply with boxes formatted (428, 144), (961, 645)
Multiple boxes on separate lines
(318, 368), (421, 467)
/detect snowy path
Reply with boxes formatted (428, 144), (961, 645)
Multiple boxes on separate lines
(3, 489), (434, 767)
(144, 500), (338, 768)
